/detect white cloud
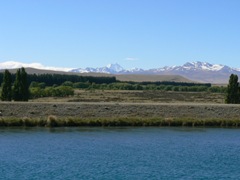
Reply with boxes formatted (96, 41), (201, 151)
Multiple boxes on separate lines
(0, 61), (73, 72)
(125, 57), (138, 61)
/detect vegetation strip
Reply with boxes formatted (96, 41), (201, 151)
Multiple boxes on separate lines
(1, 116), (240, 127)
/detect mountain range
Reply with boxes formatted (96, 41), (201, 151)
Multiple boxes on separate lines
(0, 61), (239, 83)
(71, 61), (239, 83)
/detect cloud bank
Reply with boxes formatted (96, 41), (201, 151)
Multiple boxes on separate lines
(0, 61), (73, 72)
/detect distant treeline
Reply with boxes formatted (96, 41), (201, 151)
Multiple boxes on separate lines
(0, 73), (117, 86)
(56, 82), (225, 93)
(122, 81), (211, 87)
(0, 73), (211, 87)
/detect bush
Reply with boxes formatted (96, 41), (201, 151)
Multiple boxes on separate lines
(30, 86), (74, 98)
(46, 115), (58, 127)
(62, 81), (73, 87)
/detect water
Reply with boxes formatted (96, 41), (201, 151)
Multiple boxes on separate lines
(1, 127), (240, 180)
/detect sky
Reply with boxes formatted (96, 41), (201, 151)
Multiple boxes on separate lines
(0, 0), (240, 70)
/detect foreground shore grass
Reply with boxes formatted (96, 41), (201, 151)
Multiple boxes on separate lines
(1, 101), (240, 128)
(1, 116), (240, 127)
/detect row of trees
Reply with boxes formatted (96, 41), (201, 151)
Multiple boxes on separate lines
(0, 72), (212, 87)
(46, 81), (225, 93)
(1, 68), (29, 101)
(127, 81), (211, 87)
(0, 73), (117, 86)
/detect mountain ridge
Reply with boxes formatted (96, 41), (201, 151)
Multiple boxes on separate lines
(71, 61), (240, 83)
(71, 61), (238, 74)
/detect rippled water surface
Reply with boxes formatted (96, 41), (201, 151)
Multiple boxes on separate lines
(1, 127), (240, 179)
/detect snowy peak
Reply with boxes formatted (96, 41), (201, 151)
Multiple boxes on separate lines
(182, 61), (224, 71)
(71, 63), (125, 74)
(152, 61), (225, 72)
(106, 63), (124, 72)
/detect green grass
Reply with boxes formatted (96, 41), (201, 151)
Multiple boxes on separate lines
(0, 116), (240, 127)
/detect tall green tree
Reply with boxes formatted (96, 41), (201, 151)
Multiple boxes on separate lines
(21, 67), (29, 101)
(13, 68), (29, 101)
(225, 74), (240, 104)
(13, 69), (22, 101)
(1, 70), (12, 101)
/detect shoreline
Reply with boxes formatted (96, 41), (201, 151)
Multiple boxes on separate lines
(1, 102), (240, 127)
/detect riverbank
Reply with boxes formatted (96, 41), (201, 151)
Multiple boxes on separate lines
(1, 102), (240, 127)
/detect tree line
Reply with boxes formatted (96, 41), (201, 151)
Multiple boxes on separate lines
(48, 81), (224, 92)
(125, 81), (211, 87)
(0, 73), (117, 86)
(1, 68), (29, 101)
(0, 72), (213, 87)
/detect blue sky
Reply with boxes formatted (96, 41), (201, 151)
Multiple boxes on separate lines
(0, 0), (240, 69)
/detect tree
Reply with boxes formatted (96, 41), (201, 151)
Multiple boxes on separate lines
(225, 74), (240, 104)
(13, 68), (29, 101)
(1, 70), (12, 101)
(13, 69), (22, 101)
(21, 67), (29, 101)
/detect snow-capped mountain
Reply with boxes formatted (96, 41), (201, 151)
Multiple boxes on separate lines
(71, 61), (234, 74)
(71, 61), (240, 83)
(106, 63), (124, 72)
(144, 61), (239, 83)
(71, 63), (125, 74)
(150, 62), (225, 72)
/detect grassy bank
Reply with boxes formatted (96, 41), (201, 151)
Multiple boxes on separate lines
(1, 116), (240, 127)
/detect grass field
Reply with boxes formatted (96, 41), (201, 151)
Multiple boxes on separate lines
(0, 90), (236, 127)
(30, 90), (225, 104)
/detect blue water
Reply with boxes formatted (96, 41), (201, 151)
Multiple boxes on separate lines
(1, 127), (240, 180)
